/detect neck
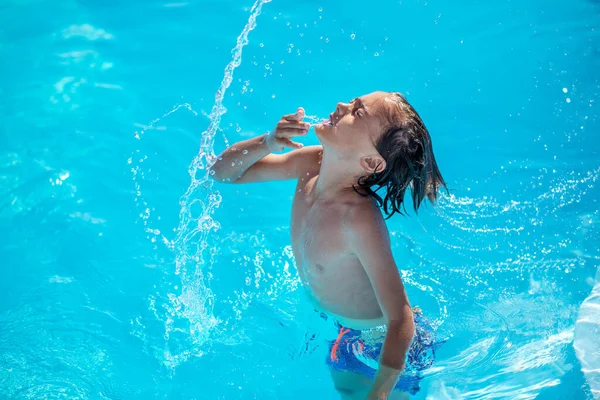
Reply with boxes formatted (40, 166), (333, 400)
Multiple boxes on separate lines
(314, 148), (367, 200)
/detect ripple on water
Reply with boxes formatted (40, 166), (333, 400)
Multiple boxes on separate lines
(0, 286), (145, 399)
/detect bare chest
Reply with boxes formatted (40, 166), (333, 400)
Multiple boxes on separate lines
(290, 176), (350, 268)
(288, 175), (383, 323)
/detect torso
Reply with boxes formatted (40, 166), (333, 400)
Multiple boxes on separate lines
(290, 148), (386, 330)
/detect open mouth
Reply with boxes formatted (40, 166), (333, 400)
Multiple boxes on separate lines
(326, 113), (334, 126)
(319, 114), (335, 126)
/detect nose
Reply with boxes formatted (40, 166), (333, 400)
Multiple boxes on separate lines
(336, 102), (350, 114)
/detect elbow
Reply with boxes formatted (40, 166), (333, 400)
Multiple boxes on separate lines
(381, 313), (415, 371)
(390, 319), (415, 343)
(389, 307), (416, 341)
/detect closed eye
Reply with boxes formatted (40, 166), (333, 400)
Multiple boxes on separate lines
(351, 98), (366, 118)
(353, 106), (364, 118)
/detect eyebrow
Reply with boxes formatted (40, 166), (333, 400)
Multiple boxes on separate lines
(351, 97), (368, 113)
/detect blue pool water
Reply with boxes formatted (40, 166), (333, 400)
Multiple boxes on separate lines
(1, 0), (599, 398)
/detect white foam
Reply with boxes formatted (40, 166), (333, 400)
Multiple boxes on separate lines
(61, 24), (114, 40)
(574, 266), (600, 399)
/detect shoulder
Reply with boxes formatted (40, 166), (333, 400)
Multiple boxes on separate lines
(289, 144), (322, 160)
(343, 199), (390, 249)
(289, 145), (322, 175)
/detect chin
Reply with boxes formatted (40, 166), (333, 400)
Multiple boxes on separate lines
(313, 124), (334, 148)
(314, 122), (333, 136)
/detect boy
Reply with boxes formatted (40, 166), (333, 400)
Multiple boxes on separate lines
(209, 91), (446, 399)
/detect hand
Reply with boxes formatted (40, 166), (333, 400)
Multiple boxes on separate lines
(265, 107), (310, 152)
(366, 391), (388, 400)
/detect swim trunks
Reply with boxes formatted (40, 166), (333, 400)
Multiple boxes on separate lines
(325, 307), (441, 395)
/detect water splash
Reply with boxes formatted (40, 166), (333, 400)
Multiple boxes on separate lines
(129, 0), (273, 369)
(162, 0), (272, 367)
(130, 103), (197, 245)
(303, 114), (328, 126)
(406, 165), (599, 397)
(574, 266), (600, 398)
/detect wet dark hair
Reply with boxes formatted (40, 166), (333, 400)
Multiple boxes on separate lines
(352, 92), (447, 219)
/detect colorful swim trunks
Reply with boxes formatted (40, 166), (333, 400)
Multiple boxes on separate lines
(326, 307), (442, 395)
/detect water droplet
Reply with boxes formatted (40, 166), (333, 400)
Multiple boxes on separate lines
(272, 94), (276, 98)
(566, 98), (571, 103)
(265, 64), (271, 70)
(318, 7), (322, 11)
(231, 162), (236, 167)
(210, 170), (216, 175)
(243, 149), (248, 154)
(325, 38), (329, 43)
(562, 87), (568, 93)
(374, 52), (380, 57)
(260, 43), (264, 47)
(350, 33), (356, 40)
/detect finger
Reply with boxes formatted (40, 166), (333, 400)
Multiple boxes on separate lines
(283, 107), (305, 122)
(282, 138), (303, 149)
(277, 128), (309, 137)
(279, 121), (310, 130)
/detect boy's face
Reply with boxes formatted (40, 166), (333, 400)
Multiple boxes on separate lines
(314, 91), (394, 159)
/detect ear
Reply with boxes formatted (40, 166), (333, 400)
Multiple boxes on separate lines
(360, 155), (386, 175)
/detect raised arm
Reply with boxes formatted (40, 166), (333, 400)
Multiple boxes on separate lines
(208, 108), (314, 184)
(345, 206), (415, 400)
